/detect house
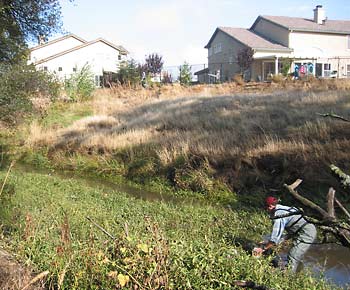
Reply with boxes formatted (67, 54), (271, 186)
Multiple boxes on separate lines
(202, 5), (350, 82)
(29, 34), (128, 86)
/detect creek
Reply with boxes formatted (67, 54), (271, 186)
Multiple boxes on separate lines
(16, 164), (350, 288)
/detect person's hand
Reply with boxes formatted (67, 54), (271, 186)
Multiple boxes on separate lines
(252, 247), (264, 257)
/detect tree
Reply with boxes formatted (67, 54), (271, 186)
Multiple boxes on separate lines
(178, 62), (192, 86)
(237, 47), (254, 74)
(143, 53), (164, 75)
(116, 59), (142, 87)
(0, 0), (66, 63)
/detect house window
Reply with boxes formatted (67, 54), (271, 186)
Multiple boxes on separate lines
(58, 67), (62, 71)
(118, 55), (121, 60)
(43, 66), (48, 71)
(324, 63), (331, 77)
(94, 75), (101, 87)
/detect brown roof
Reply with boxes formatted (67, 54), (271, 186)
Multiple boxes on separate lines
(34, 38), (128, 65)
(207, 27), (291, 51)
(255, 15), (350, 34)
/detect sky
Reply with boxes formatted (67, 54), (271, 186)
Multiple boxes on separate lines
(57, 0), (350, 68)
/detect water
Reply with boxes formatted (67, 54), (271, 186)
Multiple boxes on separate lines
(304, 244), (350, 288)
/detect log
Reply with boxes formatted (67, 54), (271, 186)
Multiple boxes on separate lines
(283, 180), (333, 220)
(327, 187), (336, 219)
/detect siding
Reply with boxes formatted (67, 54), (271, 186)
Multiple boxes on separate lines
(252, 18), (289, 47)
(30, 37), (85, 63)
(207, 30), (247, 81)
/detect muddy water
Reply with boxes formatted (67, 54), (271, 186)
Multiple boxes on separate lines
(16, 164), (350, 288)
(304, 244), (350, 288)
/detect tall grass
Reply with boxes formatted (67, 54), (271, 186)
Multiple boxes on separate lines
(21, 80), (350, 202)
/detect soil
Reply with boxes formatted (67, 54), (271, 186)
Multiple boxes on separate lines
(0, 248), (46, 290)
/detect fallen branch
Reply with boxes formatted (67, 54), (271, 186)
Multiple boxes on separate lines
(317, 112), (350, 122)
(330, 165), (350, 188)
(21, 270), (49, 290)
(86, 216), (116, 240)
(283, 179), (332, 220)
(0, 160), (15, 197)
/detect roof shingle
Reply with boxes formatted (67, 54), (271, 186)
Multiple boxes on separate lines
(259, 15), (350, 34)
(218, 27), (291, 51)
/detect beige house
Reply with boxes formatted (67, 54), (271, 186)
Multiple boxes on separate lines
(201, 5), (350, 82)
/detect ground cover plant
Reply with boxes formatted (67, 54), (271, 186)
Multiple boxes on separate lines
(0, 168), (339, 289)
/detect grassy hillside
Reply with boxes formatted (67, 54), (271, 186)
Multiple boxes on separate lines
(19, 80), (350, 206)
(0, 168), (337, 289)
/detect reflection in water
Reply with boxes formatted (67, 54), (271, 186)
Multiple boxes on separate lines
(303, 244), (350, 288)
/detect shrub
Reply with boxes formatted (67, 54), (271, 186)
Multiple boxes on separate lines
(64, 64), (95, 101)
(0, 63), (61, 125)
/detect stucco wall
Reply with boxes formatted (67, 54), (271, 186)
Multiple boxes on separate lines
(30, 37), (85, 63)
(290, 32), (350, 58)
(207, 30), (246, 81)
(252, 18), (289, 47)
(36, 41), (125, 79)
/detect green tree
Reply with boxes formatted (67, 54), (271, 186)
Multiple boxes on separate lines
(0, 0), (66, 64)
(179, 62), (192, 86)
(0, 62), (60, 125)
(116, 59), (142, 87)
(64, 64), (95, 102)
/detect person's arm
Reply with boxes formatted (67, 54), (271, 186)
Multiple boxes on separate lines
(253, 241), (275, 256)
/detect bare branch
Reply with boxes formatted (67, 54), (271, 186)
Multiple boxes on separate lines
(335, 198), (350, 221)
(317, 112), (350, 122)
(284, 180), (332, 220)
(327, 187), (336, 219)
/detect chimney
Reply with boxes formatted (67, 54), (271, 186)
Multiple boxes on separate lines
(313, 5), (326, 24)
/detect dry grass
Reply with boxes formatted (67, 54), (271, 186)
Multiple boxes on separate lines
(25, 79), (350, 191)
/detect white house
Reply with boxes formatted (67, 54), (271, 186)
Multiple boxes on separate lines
(202, 5), (350, 82)
(29, 34), (128, 86)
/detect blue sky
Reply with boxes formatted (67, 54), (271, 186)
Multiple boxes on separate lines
(58, 0), (350, 67)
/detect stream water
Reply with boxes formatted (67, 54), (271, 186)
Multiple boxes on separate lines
(16, 164), (350, 288)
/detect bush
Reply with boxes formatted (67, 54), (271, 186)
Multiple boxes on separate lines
(64, 64), (95, 101)
(0, 63), (61, 125)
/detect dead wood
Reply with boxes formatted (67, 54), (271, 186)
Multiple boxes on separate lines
(284, 179), (350, 248)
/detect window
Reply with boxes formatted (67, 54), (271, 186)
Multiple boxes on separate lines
(58, 67), (62, 71)
(324, 63), (331, 77)
(43, 66), (48, 71)
(229, 56), (233, 64)
(94, 75), (101, 87)
(118, 55), (121, 60)
(73, 67), (77, 72)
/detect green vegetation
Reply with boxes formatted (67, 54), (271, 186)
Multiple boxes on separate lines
(64, 64), (96, 102)
(179, 62), (192, 85)
(0, 63), (60, 125)
(0, 169), (338, 289)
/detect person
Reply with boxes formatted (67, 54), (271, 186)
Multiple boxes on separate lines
(253, 196), (317, 273)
